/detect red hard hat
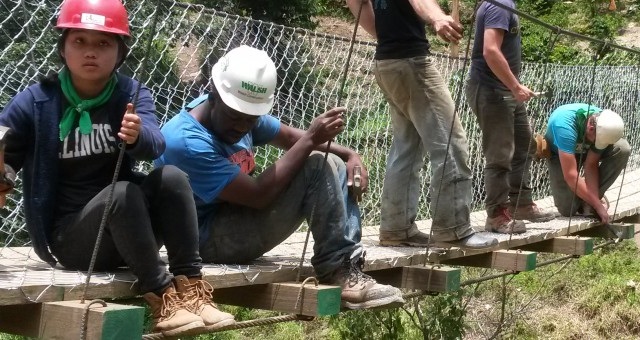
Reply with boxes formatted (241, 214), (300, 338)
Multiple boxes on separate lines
(55, 0), (130, 37)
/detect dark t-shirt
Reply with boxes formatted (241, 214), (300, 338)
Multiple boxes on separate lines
(373, 0), (430, 60)
(469, 0), (521, 90)
(55, 104), (119, 221)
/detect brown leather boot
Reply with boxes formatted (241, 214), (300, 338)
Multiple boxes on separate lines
(174, 275), (235, 329)
(143, 283), (205, 336)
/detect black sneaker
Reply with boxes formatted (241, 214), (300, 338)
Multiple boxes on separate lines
(379, 230), (431, 247)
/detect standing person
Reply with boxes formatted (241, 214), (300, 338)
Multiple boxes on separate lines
(0, 0), (234, 336)
(156, 45), (405, 310)
(465, 0), (555, 234)
(346, 0), (498, 248)
(544, 103), (629, 222)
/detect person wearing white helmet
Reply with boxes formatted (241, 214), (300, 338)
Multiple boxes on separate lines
(544, 103), (630, 222)
(157, 45), (405, 310)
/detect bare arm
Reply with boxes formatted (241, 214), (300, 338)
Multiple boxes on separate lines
(273, 123), (369, 199)
(346, 0), (377, 39)
(559, 151), (608, 222)
(483, 28), (533, 102)
(217, 107), (368, 208)
(409, 0), (462, 43)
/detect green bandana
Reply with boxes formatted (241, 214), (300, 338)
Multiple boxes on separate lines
(58, 68), (117, 141)
(574, 107), (598, 145)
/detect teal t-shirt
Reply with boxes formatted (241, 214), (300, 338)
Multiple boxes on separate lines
(545, 103), (602, 155)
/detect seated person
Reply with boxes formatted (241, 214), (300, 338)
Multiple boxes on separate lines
(0, 0), (234, 335)
(156, 45), (404, 310)
(544, 103), (630, 222)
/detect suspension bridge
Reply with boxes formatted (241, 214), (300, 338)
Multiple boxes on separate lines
(1, 0), (640, 338)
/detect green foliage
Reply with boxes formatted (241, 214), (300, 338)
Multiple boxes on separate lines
(328, 308), (407, 339)
(317, 0), (352, 18)
(409, 291), (467, 340)
(191, 0), (321, 29)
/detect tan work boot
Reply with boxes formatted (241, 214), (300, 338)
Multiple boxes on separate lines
(508, 203), (555, 222)
(143, 283), (205, 336)
(486, 207), (527, 234)
(174, 275), (235, 329)
(328, 256), (404, 310)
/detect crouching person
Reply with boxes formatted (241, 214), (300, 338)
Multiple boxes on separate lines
(544, 103), (630, 222)
(156, 45), (405, 310)
(0, 0), (233, 335)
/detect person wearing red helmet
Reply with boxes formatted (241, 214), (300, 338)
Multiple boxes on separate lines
(0, 0), (234, 336)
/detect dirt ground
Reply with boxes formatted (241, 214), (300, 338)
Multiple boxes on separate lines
(314, 16), (374, 42)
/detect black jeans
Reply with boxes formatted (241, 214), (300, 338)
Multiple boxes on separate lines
(50, 165), (202, 294)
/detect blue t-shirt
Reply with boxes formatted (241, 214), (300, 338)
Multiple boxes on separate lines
(545, 103), (602, 155)
(469, 0), (521, 90)
(155, 95), (281, 239)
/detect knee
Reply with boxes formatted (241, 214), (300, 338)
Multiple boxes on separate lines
(307, 152), (342, 169)
(616, 139), (631, 159)
(111, 181), (144, 212)
(151, 165), (190, 185)
(327, 153), (346, 172)
(149, 165), (192, 194)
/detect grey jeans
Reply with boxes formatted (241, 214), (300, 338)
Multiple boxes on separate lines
(465, 79), (537, 217)
(374, 56), (474, 241)
(548, 138), (631, 216)
(199, 153), (362, 282)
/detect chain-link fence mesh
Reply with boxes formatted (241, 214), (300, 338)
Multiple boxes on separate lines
(1, 0), (640, 251)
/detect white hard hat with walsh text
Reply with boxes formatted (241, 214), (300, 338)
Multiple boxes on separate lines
(211, 45), (277, 116)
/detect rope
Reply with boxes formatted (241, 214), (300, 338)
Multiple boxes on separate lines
(508, 28), (562, 246)
(482, 0), (640, 56)
(563, 45), (604, 238)
(423, 0), (482, 264)
(20, 0), (37, 82)
(295, 0), (364, 283)
(142, 314), (314, 339)
(80, 299), (107, 340)
(294, 276), (319, 316)
(80, 0), (164, 304)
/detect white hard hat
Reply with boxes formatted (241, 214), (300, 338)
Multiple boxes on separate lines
(594, 109), (624, 149)
(211, 45), (277, 116)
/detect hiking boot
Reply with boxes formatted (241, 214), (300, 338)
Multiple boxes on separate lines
(379, 230), (431, 247)
(174, 275), (235, 329)
(508, 203), (555, 222)
(143, 283), (205, 336)
(328, 256), (404, 310)
(486, 207), (527, 234)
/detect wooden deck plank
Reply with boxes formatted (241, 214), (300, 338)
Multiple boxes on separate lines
(212, 283), (342, 316)
(0, 168), (638, 306)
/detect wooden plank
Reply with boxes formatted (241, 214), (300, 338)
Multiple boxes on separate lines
(572, 223), (634, 240)
(40, 300), (144, 340)
(0, 284), (65, 306)
(517, 236), (594, 255)
(441, 250), (537, 272)
(367, 265), (460, 293)
(212, 282), (341, 316)
(0, 300), (144, 339)
(0, 303), (42, 337)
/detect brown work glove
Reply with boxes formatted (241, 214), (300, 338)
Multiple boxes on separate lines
(534, 134), (551, 160)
